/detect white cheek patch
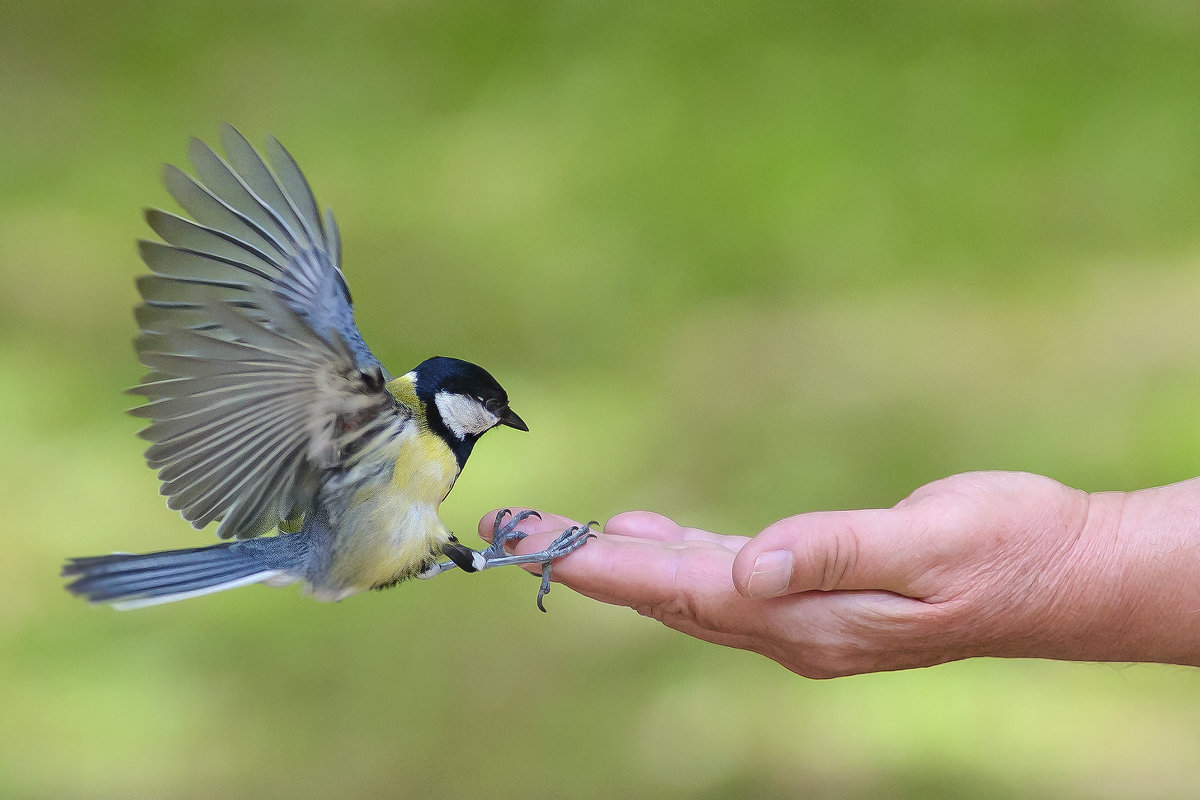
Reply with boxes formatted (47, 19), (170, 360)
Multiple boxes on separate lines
(434, 391), (498, 439)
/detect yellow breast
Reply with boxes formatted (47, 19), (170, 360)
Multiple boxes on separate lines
(389, 425), (460, 503)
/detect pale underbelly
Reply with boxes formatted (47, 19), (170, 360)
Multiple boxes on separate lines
(311, 494), (451, 600)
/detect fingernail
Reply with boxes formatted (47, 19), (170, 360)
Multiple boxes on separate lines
(747, 550), (793, 598)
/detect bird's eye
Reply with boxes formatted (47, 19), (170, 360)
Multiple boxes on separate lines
(483, 397), (503, 412)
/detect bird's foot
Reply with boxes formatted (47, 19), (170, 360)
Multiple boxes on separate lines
(531, 523), (596, 612)
(480, 508), (539, 560)
(422, 510), (597, 611)
(480, 511), (597, 611)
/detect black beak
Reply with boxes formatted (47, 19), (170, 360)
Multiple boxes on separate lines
(498, 407), (528, 431)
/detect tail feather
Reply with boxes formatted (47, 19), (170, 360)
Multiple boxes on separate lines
(72, 563), (264, 603)
(63, 535), (307, 608)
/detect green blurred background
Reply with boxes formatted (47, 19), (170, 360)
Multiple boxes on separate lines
(3, 1), (1200, 797)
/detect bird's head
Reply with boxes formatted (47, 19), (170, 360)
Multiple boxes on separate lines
(408, 357), (526, 460)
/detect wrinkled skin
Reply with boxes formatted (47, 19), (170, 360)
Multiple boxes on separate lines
(482, 471), (1200, 678)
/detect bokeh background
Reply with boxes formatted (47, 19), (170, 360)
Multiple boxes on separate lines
(4, 1), (1200, 797)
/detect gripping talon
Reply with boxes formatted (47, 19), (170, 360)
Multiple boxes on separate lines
(486, 509), (541, 557)
(530, 523), (595, 611)
(469, 518), (596, 611)
(537, 565), (552, 612)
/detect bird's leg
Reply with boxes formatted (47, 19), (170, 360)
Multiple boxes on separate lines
(417, 509), (596, 611)
(415, 509), (538, 579)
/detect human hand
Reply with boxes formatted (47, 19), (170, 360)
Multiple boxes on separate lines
(482, 471), (1200, 677)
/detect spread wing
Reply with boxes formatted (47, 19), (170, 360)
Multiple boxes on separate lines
(130, 127), (409, 540)
(137, 123), (378, 372)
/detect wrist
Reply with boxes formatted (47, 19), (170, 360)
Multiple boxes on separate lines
(1047, 482), (1200, 666)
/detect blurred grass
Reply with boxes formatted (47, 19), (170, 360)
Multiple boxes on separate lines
(3, 1), (1200, 797)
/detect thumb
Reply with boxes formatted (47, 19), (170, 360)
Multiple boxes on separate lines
(732, 509), (925, 599)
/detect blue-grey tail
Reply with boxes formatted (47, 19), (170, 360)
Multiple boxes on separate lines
(62, 535), (308, 609)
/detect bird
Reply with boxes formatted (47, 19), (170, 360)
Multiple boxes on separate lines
(62, 125), (592, 612)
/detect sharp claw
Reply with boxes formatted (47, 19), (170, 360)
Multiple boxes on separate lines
(549, 523), (594, 555)
(487, 509), (544, 557)
(537, 564), (552, 613)
(495, 509), (539, 534)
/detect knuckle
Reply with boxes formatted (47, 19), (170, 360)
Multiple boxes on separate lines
(633, 554), (725, 631)
(799, 516), (860, 591)
(635, 588), (714, 630)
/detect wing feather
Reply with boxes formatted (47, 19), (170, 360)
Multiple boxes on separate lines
(163, 165), (288, 258)
(219, 125), (322, 253)
(145, 209), (283, 277)
(155, 408), (304, 487)
(263, 134), (327, 249)
(139, 241), (276, 287)
(188, 138), (303, 249)
(323, 208), (342, 274)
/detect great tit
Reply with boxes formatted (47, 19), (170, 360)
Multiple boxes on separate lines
(62, 125), (591, 611)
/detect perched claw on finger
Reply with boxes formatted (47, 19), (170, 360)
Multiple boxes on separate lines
(461, 515), (597, 611)
(535, 523), (597, 612)
(484, 509), (542, 558)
